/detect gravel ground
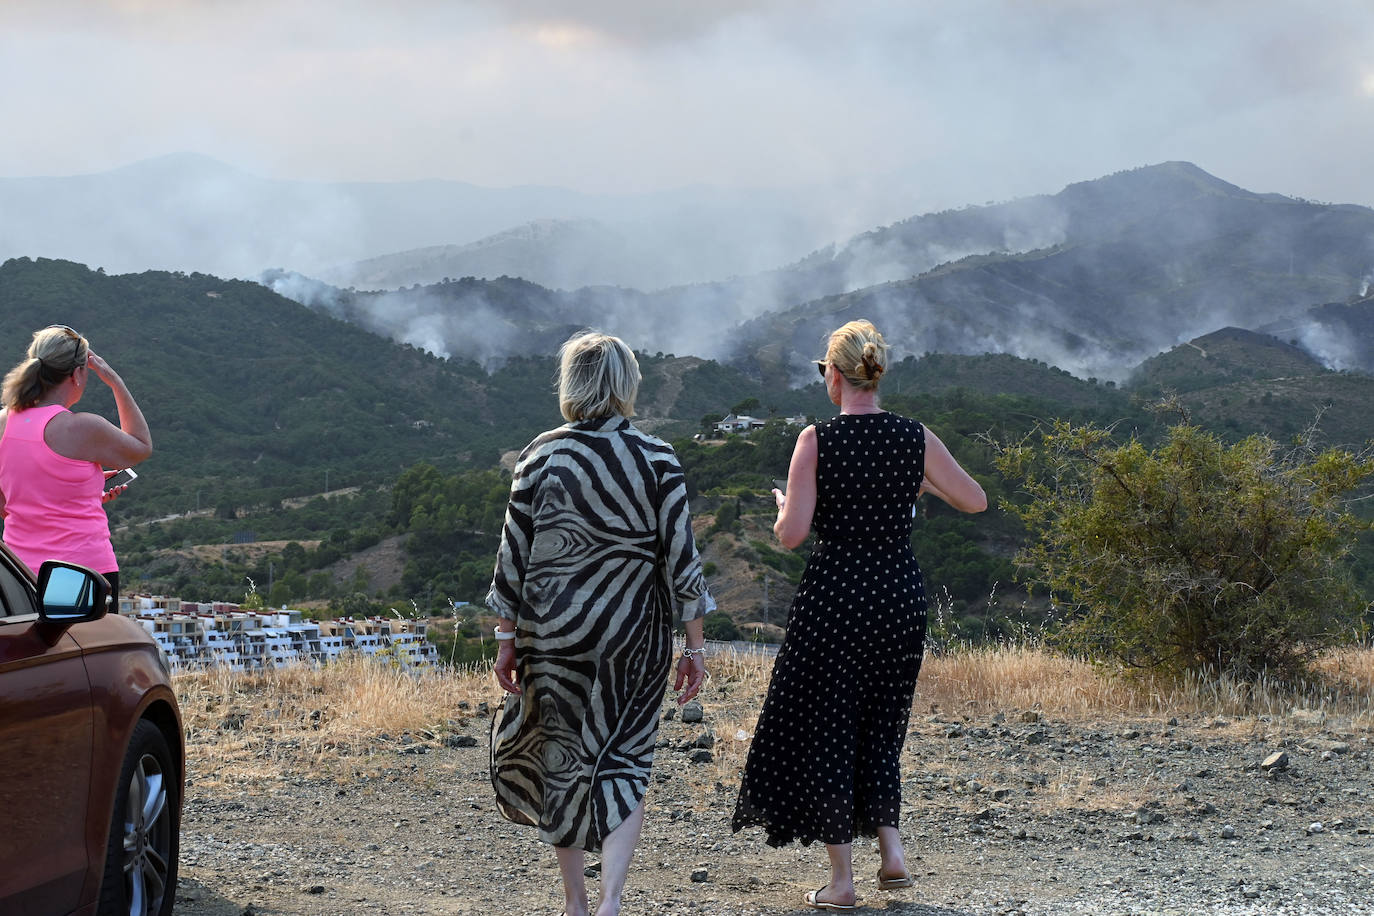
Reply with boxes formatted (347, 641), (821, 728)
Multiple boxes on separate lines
(172, 694), (1374, 916)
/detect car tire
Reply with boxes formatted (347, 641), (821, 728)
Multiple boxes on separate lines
(98, 719), (179, 916)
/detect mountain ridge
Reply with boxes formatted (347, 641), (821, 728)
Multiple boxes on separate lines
(0, 152), (844, 284)
(265, 162), (1374, 381)
(722, 164), (1374, 382)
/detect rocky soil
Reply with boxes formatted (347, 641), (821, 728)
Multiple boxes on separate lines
(174, 693), (1373, 915)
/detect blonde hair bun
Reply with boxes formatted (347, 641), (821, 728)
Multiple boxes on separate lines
(824, 319), (888, 392)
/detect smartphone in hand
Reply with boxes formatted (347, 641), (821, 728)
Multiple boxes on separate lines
(106, 468), (138, 488)
(771, 477), (788, 495)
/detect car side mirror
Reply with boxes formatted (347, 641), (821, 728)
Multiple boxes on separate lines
(37, 561), (110, 625)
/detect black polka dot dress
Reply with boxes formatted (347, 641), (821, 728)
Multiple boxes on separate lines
(732, 411), (927, 847)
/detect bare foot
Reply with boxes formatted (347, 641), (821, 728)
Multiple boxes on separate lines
(806, 883), (857, 908)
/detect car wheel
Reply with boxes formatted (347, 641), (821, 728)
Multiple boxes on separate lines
(98, 719), (179, 916)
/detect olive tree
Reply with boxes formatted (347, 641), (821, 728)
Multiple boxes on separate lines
(995, 419), (1373, 680)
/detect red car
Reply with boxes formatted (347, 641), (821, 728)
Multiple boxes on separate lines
(0, 547), (183, 916)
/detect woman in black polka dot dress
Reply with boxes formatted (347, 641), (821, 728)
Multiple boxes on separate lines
(732, 319), (988, 911)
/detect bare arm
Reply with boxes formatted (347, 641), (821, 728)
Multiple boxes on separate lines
(673, 615), (706, 705)
(921, 426), (987, 513)
(774, 425), (818, 550)
(683, 615), (704, 648)
(494, 622), (519, 694)
(0, 410), (6, 516)
(918, 476), (952, 504)
(46, 351), (152, 468)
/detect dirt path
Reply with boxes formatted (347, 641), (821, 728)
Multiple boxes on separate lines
(644, 356), (706, 421)
(175, 695), (1373, 915)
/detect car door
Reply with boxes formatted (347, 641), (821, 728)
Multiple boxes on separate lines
(0, 550), (95, 914)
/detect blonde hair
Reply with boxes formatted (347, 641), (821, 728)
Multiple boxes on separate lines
(823, 319), (888, 392)
(557, 330), (641, 421)
(2, 325), (89, 409)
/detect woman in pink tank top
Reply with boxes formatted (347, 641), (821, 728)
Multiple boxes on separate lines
(0, 325), (153, 599)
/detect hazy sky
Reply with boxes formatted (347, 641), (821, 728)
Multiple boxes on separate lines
(3, 0), (1373, 213)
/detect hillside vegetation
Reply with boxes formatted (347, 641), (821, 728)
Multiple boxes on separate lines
(106, 323), (1374, 658)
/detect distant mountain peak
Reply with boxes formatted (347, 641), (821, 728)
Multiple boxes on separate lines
(323, 218), (634, 289)
(108, 152), (250, 181)
(1131, 326), (1327, 392)
(482, 218), (618, 244)
(1189, 326), (1317, 355)
(1061, 161), (1255, 202)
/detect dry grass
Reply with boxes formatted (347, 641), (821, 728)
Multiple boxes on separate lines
(176, 656), (495, 785)
(696, 650), (780, 783)
(175, 645), (1374, 784)
(919, 644), (1374, 721)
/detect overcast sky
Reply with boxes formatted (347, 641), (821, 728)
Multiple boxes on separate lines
(3, 0), (1373, 216)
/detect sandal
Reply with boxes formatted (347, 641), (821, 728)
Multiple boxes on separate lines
(804, 887), (857, 911)
(877, 869), (913, 890)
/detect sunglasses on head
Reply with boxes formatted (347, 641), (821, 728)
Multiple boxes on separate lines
(45, 325), (86, 361)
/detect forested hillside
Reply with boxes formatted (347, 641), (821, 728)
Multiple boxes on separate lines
(0, 257), (814, 519)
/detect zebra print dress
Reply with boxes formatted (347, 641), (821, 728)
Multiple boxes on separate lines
(486, 414), (715, 852)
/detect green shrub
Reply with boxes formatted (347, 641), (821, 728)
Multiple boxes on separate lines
(703, 611), (742, 641)
(996, 418), (1374, 680)
(709, 500), (740, 536)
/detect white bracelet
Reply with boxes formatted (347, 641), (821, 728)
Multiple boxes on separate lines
(682, 646), (705, 658)
(493, 627), (516, 640)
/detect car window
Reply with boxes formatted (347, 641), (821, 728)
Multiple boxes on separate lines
(0, 553), (36, 617)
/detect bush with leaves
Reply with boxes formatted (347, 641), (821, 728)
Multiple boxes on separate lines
(703, 611), (743, 641)
(995, 417), (1374, 680)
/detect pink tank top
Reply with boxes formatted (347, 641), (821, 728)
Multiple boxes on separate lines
(0, 404), (118, 575)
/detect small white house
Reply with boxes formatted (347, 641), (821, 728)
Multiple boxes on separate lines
(714, 414), (768, 435)
(713, 413), (808, 436)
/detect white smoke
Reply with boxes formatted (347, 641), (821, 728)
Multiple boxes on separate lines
(1295, 321), (1358, 371)
(370, 292), (456, 360)
(262, 270), (460, 359)
(262, 269), (345, 314)
(1001, 210), (1070, 254)
(833, 198), (1071, 295)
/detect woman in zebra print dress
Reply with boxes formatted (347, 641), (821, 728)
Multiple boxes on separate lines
(488, 330), (715, 916)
